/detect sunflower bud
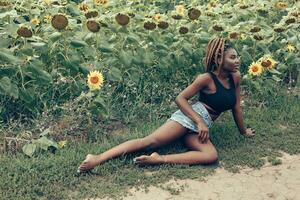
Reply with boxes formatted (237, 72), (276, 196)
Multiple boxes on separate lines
(257, 9), (268, 16)
(17, 27), (33, 38)
(274, 27), (285, 33)
(51, 14), (68, 30)
(100, 22), (108, 28)
(253, 35), (263, 41)
(87, 20), (100, 32)
(290, 11), (300, 18)
(128, 13), (135, 18)
(0, 1), (12, 11)
(188, 8), (201, 20)
(285, 17), (296, 25)
(239, 5), (249, 9)
(229, 32), (238, 39)
(179, 26), (189, 34)
(250, 26), (261, 33)
(212, 25), (223, 31)
(172, 15), (182, 20)
(157, 21), (169, 29)
(85, 10), (98, 19)
(261, 60), (271, 68)
(115, 13), (130, 26)
(144, 21), (156, 30)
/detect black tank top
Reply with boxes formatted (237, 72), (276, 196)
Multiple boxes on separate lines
(199, 72), (236, 114)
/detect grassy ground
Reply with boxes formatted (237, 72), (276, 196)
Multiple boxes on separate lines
(0, 88), (299, 200)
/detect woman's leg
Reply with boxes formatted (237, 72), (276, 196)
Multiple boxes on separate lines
(134, 133), (218, 165)
(79, 120), (188, 171)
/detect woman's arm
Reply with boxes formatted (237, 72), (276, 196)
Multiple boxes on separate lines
(231, 72), (255, 136)
(175, 73), (211, 142)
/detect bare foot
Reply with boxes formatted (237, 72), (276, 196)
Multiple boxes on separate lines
(133, 152), (165, 165)
(78, 154), (102, 172)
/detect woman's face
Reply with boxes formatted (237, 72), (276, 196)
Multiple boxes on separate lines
(220, 48), (240, 73)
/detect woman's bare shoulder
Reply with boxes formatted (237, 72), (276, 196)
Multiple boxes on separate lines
(194, 73), (212, 86)
(231, 71), (241, 86)
(196, 72), (212, 81)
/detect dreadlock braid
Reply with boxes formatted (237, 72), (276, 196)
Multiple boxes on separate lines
(204, 37), (232, 73)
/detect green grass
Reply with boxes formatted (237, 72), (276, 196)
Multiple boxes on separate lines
(0, 90), (299, 199)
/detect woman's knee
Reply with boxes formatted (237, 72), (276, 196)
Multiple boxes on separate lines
(203, 150), (218, 164)
(141, 136), (161, 149)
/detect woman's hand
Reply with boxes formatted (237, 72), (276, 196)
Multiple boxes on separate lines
(242, 128), (255, 137)
(197, 122), (209, 143)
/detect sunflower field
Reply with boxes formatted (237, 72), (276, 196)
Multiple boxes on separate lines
(0, 0), (299, 123)
(0, 0), (300, 199)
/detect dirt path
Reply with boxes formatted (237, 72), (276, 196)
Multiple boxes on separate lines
(120, 152), (300, 200)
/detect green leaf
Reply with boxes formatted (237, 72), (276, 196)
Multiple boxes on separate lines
(0, 50), (21, 64)
(126, 34), (140, 43)
(292, 58), (300, 64)
(272, 75), (281, 82)
(39, 128), (51, 137)
(182, 44), (193, 56)
(49, 32), (62, 42)
(127, 68), (140, 83)
(70, 40), (88, 48)
(98, 44), (114, 53)
(35, 136), (58, 151)
(26, 65), (53, 85)
(286, 54), (296, 63)
(31, 42), (47, 47)
(89, 96), (108, 117)
(0, 76), (11, 91)
(10, 83), (19, 99)
(240, 50), (253, 64)
(0, 67), (17, 77)
(22, 143), (37, 157)
(268, 69), (281, 75)
(156, 43), (169, 51)
(19, 88), (35, 104)
(108, 67), (122, 81)
(0, 10), (18, 19)
(119, 50), (132, 67)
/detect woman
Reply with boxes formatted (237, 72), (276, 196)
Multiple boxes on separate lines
(78, 37), (255, 172)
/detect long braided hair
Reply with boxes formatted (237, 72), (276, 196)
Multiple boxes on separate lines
(204, 37), (233, 73)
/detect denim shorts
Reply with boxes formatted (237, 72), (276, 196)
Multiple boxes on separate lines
(168, 102), (213, 132)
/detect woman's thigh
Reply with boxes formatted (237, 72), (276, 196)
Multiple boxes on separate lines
(183, 133), (218, 155)
(143, 120), (188, 147)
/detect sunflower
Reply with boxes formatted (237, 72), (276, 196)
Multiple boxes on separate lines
(248, 62), (263, 76)
(78, 3), (89, 12)
(94, 0), (109, 7)
(286, 43), (295, 53)
(157, 21), (169, 29)
(275, 2), (288, 9)
(30, 18), (40, 26)
(51, 14), (68, 30)
(17, 27), (33, 38)
(153, 14), (162, 23)
(43, 0), (52, 6)
(175, 5), (185, 16)
(229, 32), (239, 39)
(115, 13), (130, 26)
(188, 8), (201, 20)
(87, 71), (104, 90)
(259, 56), (277, 70)
(208, 1), (218, 10)
(44, 15), (52, 23)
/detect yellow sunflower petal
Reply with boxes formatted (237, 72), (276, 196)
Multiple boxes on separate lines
(175, 5), (185, 16)
(87, 70), (104, 90)
(58, 140), (67, 149)
(259, 56), (277, 70)
(286, 44), (295, 53)
(248, 62), (263, 76)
